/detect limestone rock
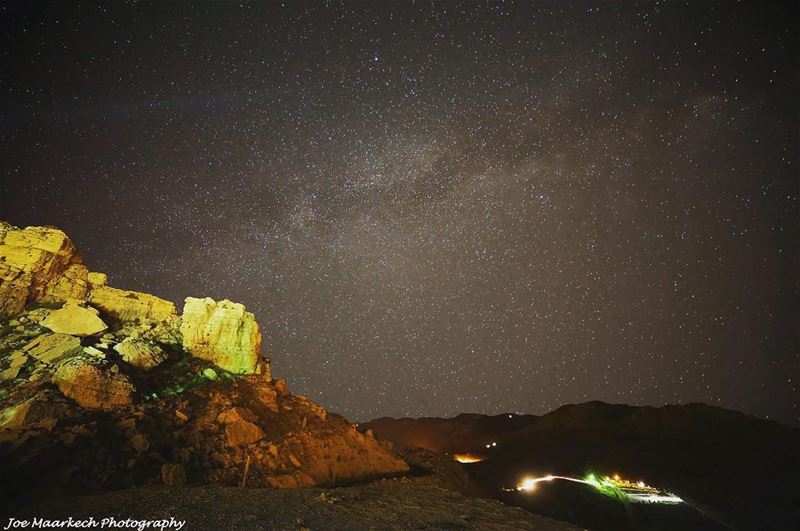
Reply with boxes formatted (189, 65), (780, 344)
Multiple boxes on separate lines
(82, 345), (106, 358)
(180, 297), (262, 374)
(0, 366), (20, 381)
(39, 263), (90, 304)
(113, 338), (167, 369)
(0, 225), (84, 316)
(53, 359), (134, 410)
(114, 316), (182, 348)
(87, 271), (107, 289)
(41, 302), (107, 337)
(23, 333), (82, 364)
(225, 420), (265, 447)
(0, 350), (28, 381)
(89, 285), (177, 322)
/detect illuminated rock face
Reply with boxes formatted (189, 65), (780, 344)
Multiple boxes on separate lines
(113, 338), (167, 370)
(52, 359), (134, 410)
(180, 297), (262, 375)
(23, 333), (82, 365)
(39, 263), (91, 304)
(41, 302), (108, 337)
(89, 286), (177, 323)
(0, 224), (87, 316)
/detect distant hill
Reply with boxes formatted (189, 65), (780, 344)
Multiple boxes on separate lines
(363, 402), (800, 530)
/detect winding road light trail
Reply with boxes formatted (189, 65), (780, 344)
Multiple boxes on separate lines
(517, 475), (593, 491)
(515, 474), (684, 504)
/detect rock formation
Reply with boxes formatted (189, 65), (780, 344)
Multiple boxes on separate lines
(0, 222), (409, 500)
(180, 297), (262, 375)
(0, 223), (87, 315)
(88, 286), (177, 323)
(41, 302), (107, 337)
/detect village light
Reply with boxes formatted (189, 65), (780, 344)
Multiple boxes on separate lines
(453, 454), (484, 463)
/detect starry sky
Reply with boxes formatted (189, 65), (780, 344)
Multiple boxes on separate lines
(1, 1), (797, 425)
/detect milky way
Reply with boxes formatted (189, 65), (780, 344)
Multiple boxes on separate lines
(1, 2), (797, 424)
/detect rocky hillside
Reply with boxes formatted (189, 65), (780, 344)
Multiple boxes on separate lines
(0, 223), (408, 508)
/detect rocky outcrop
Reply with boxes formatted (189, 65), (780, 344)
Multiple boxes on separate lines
(1, 222), (408, 501)
(88, 286), (177, 323)
(52, 358), (134, 410)
(41, 302), (107, 337)
(0, 224), (85, 316)
(180, 297), (262, 374)
(0, 223), (266, 376)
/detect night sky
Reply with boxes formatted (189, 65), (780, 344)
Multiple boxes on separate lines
(1, 2), (797, 425)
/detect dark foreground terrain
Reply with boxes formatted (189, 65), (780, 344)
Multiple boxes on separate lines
(11, 481), (579, 531)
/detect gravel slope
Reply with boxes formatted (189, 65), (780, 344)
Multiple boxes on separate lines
(12, 482), (581, 531)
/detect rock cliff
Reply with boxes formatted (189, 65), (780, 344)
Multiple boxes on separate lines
(0, 222), (408, 502)
(180, 297), (262, 375)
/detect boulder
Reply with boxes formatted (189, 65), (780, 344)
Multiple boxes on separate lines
(88, 285), (177, 322)
(180, 297), (262, 374)
(52, 359), (134, 410)
(0, 224), (84, 316)
(225, 420), (265, 447)
(113, 338), (167, 369)
(23, 333), (82, 364)
(82, 345), (106, 358)
(217, 406), (257, 424)
(0, 366), (20, 381)
(41, 302), (107, 337)
(0, 350), (28, 381)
